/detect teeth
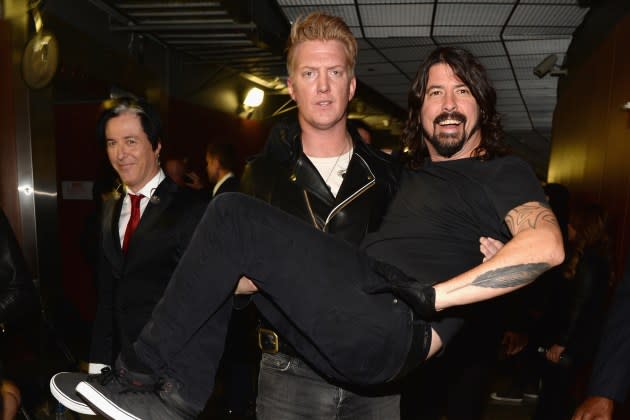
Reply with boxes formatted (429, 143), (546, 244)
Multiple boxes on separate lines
(439, 119), (461, 125)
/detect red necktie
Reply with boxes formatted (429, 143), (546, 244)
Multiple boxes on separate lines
(122, 194), (144, 253)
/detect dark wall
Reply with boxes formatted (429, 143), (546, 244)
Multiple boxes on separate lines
(165, 99), (271, 176)
(0, 20), (19, 233)
(548, 11), (630, 276)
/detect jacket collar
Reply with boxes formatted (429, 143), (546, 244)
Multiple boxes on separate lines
(266, 119), (375, 204)
(102, 176), (178, 262)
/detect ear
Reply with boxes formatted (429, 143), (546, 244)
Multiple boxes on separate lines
(287, 77), (296, 101)
(155, 142), (162, 157)
(348, 76), (357, 101)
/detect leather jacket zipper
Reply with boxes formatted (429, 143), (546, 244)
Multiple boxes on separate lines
(302, 154), (377, 232)
(303, 190), (322, 230)
(322, 178), (375, 232)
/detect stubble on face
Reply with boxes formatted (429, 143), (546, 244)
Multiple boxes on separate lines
(287, 40), (355, 133)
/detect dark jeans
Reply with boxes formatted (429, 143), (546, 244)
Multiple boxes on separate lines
(256, 353), (400, 420)
(131, 193), (429, 412)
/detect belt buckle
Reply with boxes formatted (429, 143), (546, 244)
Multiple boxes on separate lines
(258, 328), (279, 353)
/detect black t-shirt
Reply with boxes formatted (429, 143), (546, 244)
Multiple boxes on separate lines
(361, 155), (545, 285)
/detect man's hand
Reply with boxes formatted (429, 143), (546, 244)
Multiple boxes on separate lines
(546, 344), (566, 364)
(480, 237), (504, 262)
(184, 172), (204, 190)
(235, 276), (258, 295)
(572, 396), (614, 420)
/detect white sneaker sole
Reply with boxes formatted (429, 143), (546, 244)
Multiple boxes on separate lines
(489, 392), (523, 403)
(49, 373), (96, 415)
(76, 381), (141, 420)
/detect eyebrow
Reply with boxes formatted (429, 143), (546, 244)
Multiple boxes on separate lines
(426, 83), (469, 90)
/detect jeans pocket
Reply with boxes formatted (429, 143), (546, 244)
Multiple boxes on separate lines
(260, 353), (292, 372)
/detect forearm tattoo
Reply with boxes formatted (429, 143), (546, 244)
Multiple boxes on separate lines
(448, 263), (550, 293)
(505, 201), (558, 235)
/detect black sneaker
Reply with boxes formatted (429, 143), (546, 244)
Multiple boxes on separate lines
(76, 376), (197, 420)
(50, 372), (95, 415)
(51, 366), (155, 416)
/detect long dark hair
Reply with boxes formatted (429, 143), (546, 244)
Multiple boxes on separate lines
(401, 47), (508, 168)
(563, 203), (613, 281)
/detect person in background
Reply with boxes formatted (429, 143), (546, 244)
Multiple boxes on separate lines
(199, 141), (257, 418)
(1, 208), (39, 420)
(205, 143), (239, 198)
(163, 157), (189, 188)
(533, 203), (612, 419)
(572, 250), (630, 420)
(349, 119), (373, 144)
(49, 97), (208, 415)
(489, 182), (571, 406)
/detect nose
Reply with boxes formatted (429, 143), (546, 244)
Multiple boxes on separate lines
(116, 144), (128, 160)
(442, 91), (456, 112)
(317, 72), (330, 93)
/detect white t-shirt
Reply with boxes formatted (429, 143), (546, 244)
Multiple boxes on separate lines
(307, 148), (353, 197)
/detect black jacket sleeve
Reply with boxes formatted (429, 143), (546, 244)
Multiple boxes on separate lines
(587, 252), (630, 401)
(0, 209), (38, 326)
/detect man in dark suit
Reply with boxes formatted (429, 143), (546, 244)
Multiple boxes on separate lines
(50, 97), (207, 415)
(205, 142), (240, 197)
(201, 141), (259, 417)
(572, 250), (630, 420)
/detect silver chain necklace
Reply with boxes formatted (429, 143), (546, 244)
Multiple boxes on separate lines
(324, 144), (353, 184)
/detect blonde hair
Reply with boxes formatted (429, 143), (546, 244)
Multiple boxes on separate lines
(286, 12), (357, 77)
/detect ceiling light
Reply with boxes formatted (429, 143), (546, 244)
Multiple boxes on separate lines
(243, 87), (264, 108)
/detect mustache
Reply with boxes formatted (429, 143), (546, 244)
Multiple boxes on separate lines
(433, 112), (467, 125)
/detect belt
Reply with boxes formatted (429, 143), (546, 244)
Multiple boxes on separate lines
(257, 327), (300, 357)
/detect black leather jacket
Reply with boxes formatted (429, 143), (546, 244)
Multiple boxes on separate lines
(0, 209), (38, 327)
(241, 119), (400, 245)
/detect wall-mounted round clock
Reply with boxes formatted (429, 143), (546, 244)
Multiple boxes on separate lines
(21, 30), (59, 89)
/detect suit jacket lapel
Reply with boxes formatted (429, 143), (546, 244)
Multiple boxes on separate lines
(130, 178), (177, 244)
(101, 194), (125, 267)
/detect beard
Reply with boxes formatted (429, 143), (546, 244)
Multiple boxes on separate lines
(423, 112), (480, 158)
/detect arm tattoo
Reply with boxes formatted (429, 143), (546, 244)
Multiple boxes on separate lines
(505, 201), (558, 235)
(448, 263), (550, 293)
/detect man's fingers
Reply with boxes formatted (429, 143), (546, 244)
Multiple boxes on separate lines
(479, 237), (505, 261)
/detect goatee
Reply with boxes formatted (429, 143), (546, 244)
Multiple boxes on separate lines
(423, 112), (480, 158)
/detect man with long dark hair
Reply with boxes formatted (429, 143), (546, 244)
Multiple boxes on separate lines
(53, 40), (563, 420)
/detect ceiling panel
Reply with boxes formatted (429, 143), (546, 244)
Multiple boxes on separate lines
(509, 4), (589, 27)
(363, 26), (431, 38)
(435, 3), (514, 26)
(358, 4), (434, 26)
(281, 5), (359, 25)
(505, 38), (572, 55)
(367, 37), (435, 48)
